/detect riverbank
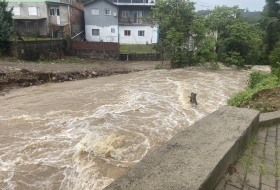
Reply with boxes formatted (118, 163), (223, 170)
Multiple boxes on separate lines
(0, 58), (166, 95)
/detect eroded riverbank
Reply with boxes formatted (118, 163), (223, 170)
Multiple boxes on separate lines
(0, 60), (162, 95)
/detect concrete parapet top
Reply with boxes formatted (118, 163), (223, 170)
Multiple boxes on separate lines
(259, 110), (280, 128)
(105, 106), (260, 190)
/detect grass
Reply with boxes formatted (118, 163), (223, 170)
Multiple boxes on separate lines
(120, 44), (156, 54)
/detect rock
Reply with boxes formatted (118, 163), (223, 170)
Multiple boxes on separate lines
(21, 69), (29, 73)
(59, 74), (68, 81)
(0, 72), (6, 76)
(92, 71), (98, 76)
(52, 76), (56, 81)
(22, 82), (29, 87)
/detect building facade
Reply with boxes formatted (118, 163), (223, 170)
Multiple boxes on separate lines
(7, 0), (84, 39)
(84, 0), (158, 44)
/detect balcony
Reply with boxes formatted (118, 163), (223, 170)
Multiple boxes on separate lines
(118, 17), (143, 25)
(118, 17), (157, 25)
(109, 0), (155, 6)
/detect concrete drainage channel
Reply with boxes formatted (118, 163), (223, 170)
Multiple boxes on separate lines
(104, 106), (280, 190)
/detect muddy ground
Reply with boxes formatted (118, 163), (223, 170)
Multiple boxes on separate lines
(0, 58), (166, 95)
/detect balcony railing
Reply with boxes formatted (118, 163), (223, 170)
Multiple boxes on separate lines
(119, 17), (143, 25)
(118, 17), (157, 25)
(109, 0), (155, 4)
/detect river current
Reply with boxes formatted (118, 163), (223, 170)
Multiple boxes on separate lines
(0, 67), (254, 189)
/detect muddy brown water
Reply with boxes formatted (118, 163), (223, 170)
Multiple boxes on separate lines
(0, 67), (259, 189)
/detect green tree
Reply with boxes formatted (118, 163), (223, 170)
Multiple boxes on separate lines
(260, 1), (280, 55)
(189, 15), (217, 65)
(150, 0), (216, 68)
(208, 6), (261, 67)
(0, 0), (13, 55)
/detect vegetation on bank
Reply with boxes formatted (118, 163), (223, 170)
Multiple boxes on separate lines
(228, 71), (280, 112)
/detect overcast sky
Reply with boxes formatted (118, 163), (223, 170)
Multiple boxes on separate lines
(192, 0), (266, 11)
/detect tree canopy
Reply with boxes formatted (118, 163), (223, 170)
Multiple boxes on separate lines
(150, 0), (217, 68)
(208, 6), (261, 66)
(0, 0), (13, 54)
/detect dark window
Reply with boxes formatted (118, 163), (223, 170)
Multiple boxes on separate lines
(138, 30), (145, 36)
(105, 9), (111, 15)
(92, 29), (100, 36)
(124, 30), (131, 36)
(50, 8), (55, 15)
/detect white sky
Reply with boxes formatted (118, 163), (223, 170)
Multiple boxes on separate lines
(192, 0), (266, 11)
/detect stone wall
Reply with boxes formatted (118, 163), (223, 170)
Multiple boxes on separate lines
(128, 53), (161, 61)
(9, 40), (64, 61)
(68, 41), (119, 60)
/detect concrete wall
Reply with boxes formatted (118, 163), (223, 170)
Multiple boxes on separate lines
(105, 106), (260, 190)
(68, 41), (119, 59)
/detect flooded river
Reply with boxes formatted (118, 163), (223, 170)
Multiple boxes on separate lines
(0, 67), (251, 190)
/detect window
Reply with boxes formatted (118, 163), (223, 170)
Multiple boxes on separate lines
(105, 9), (111, 15)
(122, 11), (130, 18)
(133, 11), (142, 24)
(50, 7), (59, 16)
(50, 8), (55, 15)
(111, 28), (115, 33)
(28, 7), (39, 15)
(91, 8), (99, 15)
(124, 30), (131, 36)
(92, 29), (100, 36)
(138, 30), (145, 36)
(12, 7), (20, 15)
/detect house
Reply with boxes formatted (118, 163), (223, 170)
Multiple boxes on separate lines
(7, 0), (84, 39)
(83, 0), (158, 44)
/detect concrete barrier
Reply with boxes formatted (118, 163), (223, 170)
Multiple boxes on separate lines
(259, 110), (280, 128)
(105, 106), (260, 190)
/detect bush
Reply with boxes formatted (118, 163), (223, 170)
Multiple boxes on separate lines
(247, 71), (269, 89)
(269, 42), (280, 67)
(271, 63), (280, 83)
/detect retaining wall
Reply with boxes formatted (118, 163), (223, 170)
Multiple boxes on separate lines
(105, 106), (261, 190)
(68, 41), (119, 60)
(128, 53), (161, 61)
(9, 40), (64, 61)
